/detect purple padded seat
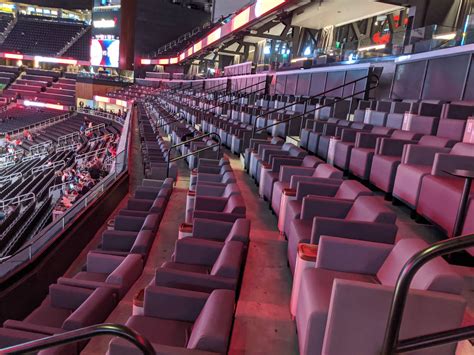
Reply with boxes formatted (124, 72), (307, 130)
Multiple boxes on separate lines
(348, 113), (404, 180)
(186, 183), (241, 223)
(392, 136), (457, 209)
(186, 218), (251, 246)
(57, 253), (143, 298)
(108, 288), (235, 355)
(254, 143), (305, 183)
(155, 240), (244, 292)
(244, 137), (283, 170)
(192, 194), (246, 222)
(249, 142), (292, 179)
(416, 142), (474, 237)
(287, 195), (398, 274)
(259, 155), (321, 201)
(283, 180), (372, 238)
(369, 133), (450, 195)
(314, 120), (353, 159)
(296, 237), (465, 355)
(271, 163), (343, 216)
(333, 123), (389, 172)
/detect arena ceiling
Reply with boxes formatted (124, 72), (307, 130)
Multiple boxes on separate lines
(10, 0), (93, 10)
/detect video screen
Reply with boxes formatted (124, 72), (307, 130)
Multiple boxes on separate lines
(90, 39), (120, 67)
(94, 0), (121, 7)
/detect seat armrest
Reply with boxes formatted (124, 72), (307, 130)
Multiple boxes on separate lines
(340, 128), (358, 142)
(402, 145), (450, 165)
(296, 182), (339, 201)
(62, 287), (116, 330)
(173, 238), (223, 265)
(192, 211), (244, 223)
(311, 219), (398, 245)
(316, 236), (392, 274)
(432, 153), (474, 176)
(301, 197), (353, 220)
(3, 320), (63, 336)
(155, 268), (237, 294)
(144, 285), (208, 322)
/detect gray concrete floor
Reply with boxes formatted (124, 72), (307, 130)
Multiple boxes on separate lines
(227, 154), (298, 355)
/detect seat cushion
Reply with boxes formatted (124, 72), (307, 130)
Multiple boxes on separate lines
(24, 301), (71, 329)
(126, 315), (192, 347)
(162, 262), (210, 274)
(74, 272), (108, 283)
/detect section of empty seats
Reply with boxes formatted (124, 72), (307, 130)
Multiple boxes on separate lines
(0, 107), (64, 133)
(0, 15), (88, 56)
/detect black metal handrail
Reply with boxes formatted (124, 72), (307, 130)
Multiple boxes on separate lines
(165, 132), (221, 177)
(251, 73), (378, 134)
(198, 79), (267, 116)
(0, 323), (155, 354)
(251, 73), (380, 138)
(381, 233), (474, 354)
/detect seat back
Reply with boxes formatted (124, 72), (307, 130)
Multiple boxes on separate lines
(334, 180), (372, 200)
(437, 118), (466, 142)
(225, 218), (251, 244)
(50, 284), (94, 310)
(345, 196), (396, 223)
(187, 290), (235, 353)
(368, 111), (388, 126)
(386, 113), (404, 130)
(408, 115), (439, 135)
(418, 135), (453, 148)
(210, 241), (244, 278)
(313, 164), (344, 179)
(377, 239), (463, 294)
(353, 109), (365, 122)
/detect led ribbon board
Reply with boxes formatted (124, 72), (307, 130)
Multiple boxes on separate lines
(141, 0), (288, 65)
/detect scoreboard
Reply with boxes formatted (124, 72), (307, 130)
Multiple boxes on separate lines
(91, 0), (122, 68)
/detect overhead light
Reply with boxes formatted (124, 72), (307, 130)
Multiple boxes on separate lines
(141, 59), (151, 65)
(303, 46), (312, 56)
(433, 32), (456, 40)
(263, 46), (271, 55)
(290, 57), (308, 63)
(358, 44), (386, 52)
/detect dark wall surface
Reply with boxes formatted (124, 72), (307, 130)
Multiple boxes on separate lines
(134, 0), (210, 58)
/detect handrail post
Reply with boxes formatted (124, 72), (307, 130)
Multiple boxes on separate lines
(381, 233), (474, 354)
